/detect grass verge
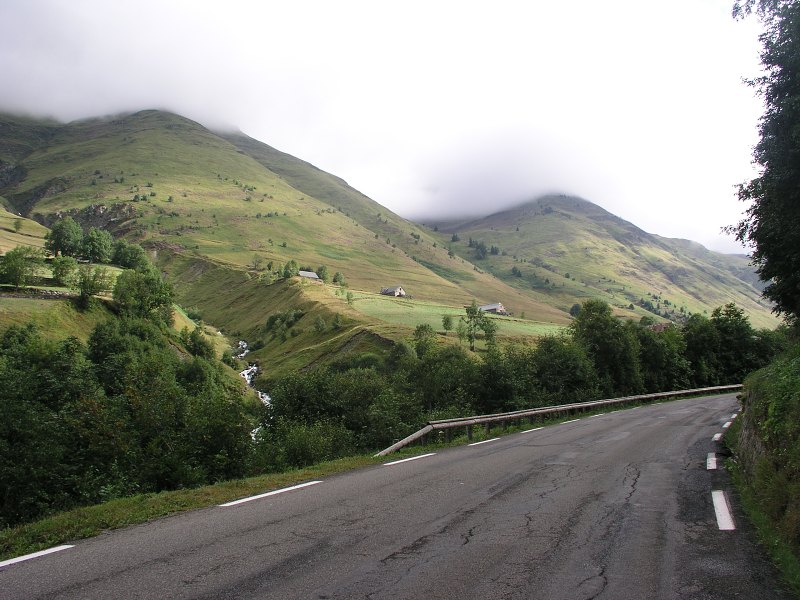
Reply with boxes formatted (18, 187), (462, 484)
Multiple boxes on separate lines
(726, 418), (800, 598)
(0, 455), (383, 562)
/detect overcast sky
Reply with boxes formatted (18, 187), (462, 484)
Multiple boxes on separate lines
(0, 0), (765, 253)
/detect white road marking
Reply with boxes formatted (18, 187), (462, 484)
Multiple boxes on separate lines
(219, 481), (322, 507)
(562, 419), (580, 424)
(712, 433), (723, 441)
(589, 414), (604, 418)
(521, 427), (543, 434)
(731, 414), (738, 419)
(712, 490), (736, 530)
(0, 545), (74, 569)
(383, 453), (436, 466)
(723, 421), (732, 429)
(469, 437), (500, 446)
(707, 453), (718, 470)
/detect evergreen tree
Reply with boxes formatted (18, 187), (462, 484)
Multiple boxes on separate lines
(730, 1), (800, 322)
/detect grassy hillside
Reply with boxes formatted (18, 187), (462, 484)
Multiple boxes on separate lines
(0, 207), (47, 253)
(0, 111), (562, 324)
(0, 110), (777, 373)
(433, 196), (777, 329)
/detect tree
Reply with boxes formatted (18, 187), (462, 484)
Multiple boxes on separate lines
(530, 336), (599, 405)
(570, 299), (642, 395)
(461, 300), (498, 351)
(82, 227), (113, 263)
(683, 313), (721, 387)
(442, 314), (453, 333)
(45, 216), (83, 257)
(13, 218), (22, 233)
(412, 323), (437, 358)
(729, 1), (800, 322)
(113, 267), (174, 325)
(0, 246), (42, 289)
(316, 265), (330, 283)
(112, 240), (149, 271)
(633, 322), (690, 393)
(282, 260), (299, 278)
(332, 271), (345, 285)
(74, 265), (112, 308)
(710, 303), (760, 383)
(51, 255), (78, 286)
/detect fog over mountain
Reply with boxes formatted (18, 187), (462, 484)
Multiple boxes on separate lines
(0, 0), (765, 253)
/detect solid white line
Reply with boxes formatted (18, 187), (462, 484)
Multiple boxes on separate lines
(0, 545), (74, 569)
(469, 437), (499, 446)
(723, 421), (732, 429)
(562, 419), (580, 424)
(712, 433), (723, 441)
(520, 427), (543, 434)
(712, 490), (736, 530)
(383, 453), (436, 466)
(219, 481), (322, 507)
(707, 453), (718, 470)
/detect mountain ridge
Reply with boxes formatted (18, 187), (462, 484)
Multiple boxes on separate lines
(0, 109), (777, 335)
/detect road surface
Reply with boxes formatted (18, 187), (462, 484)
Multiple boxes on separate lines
(0, 393), (792, 599)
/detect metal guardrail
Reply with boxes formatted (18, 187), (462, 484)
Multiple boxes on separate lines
(375, 384), (742, 457)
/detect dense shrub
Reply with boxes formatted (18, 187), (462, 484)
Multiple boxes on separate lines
(0, 320), (257, 527)
(737, 341), (800, 552)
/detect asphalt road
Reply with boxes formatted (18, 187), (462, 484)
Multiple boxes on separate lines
(1, 393), (793, 599)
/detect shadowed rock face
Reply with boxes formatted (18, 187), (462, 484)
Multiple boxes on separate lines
(0, 162), (27, 191)
(33, 202), (137, 234)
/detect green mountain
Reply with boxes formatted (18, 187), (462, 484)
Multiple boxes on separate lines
(432, 195), (776, 328)
(0, 110), (778, 372)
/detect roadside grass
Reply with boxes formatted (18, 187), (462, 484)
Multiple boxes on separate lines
(0, 397), (671, 563)
(726, 418), (800, 598)
(0, 455), (384, 562)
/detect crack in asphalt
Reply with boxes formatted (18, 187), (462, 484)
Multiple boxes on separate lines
(577, 566), (609, 600)
(622, 463), (641, 503)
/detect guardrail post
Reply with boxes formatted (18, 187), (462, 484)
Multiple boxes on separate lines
(467, 425), (473, 441)
(485, 422), (491, 436)
(445, 428), (452, 443)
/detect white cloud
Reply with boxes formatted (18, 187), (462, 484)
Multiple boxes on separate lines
(0, 0), (764, 253)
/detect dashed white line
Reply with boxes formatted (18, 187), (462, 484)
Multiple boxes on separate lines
(707, 453), (718, 470)
(383, 453), (436, 466)
(562, 419), (580, 424)
(521, 427), (543, 434)
(0, 545), (74, 569)
(712, 433), (723, 442)
(219, 481), (322, 507)
(723, 421), (732, 429)
(469, 437), (499, 446)
(589, 413), (604, 418)
(731, 414), (738, 419)
(712, 490), (736, 530)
